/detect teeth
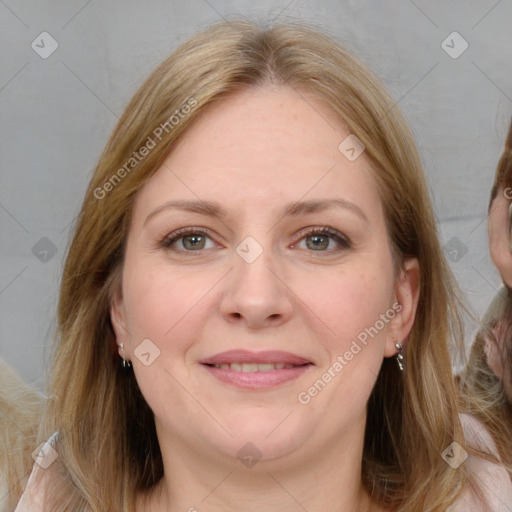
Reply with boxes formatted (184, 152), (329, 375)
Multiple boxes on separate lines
(212, 362), (299, 372)
(257, 363), (275, 372)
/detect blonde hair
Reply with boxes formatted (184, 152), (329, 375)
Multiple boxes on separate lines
(7, 18), (501, 511)
(0, 360), (44, 511)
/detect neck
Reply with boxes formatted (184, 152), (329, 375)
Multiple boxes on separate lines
(138, 415), (380, 512)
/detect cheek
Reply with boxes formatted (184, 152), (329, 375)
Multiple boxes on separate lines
(122, 259), (209, 347)
(297, 264), (393, 346)
(294, 261), (393, 401)
(296, 271), (391, 436)
(121, 262), (213, 414)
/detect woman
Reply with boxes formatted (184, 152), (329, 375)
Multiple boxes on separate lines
(458, 117), (512, 469)
(5, 18), (512, 512)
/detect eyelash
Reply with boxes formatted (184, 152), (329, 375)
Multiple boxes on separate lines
(159, 226), (351, 255)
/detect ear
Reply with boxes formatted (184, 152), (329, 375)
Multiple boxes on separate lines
(384, 257), (421, 357)
(110, 284), (129, 358)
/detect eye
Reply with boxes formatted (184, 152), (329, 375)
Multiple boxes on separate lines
(160, 227), (218, 253)
(293, 226), (351, 252)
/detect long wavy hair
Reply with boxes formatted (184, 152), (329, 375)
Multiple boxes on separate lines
(4, 17), (501, 512)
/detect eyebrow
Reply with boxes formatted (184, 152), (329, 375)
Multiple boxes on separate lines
(144, 198), (368, 226)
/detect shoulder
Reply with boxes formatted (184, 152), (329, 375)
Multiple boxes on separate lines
(13, 431), (60, 512)
(448, 414), (512, 511)
(459, 413), (500, 453)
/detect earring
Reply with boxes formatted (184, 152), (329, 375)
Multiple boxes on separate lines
(394, 338), (405, 372)
(118, 343), (132, 368)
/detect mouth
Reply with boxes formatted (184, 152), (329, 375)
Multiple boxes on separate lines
(198, 349), (312, 366)
(198, 350), (314, 389)
(202, 362), (311, 372)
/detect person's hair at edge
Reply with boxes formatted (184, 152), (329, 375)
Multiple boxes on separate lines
(3, 17), (505, 512)
(458, 118), (512, 471)
(0, 360), (44, 506)
(458, 288), (512, 469)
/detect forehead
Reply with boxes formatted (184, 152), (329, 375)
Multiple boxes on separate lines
(133, 85), (383, 225)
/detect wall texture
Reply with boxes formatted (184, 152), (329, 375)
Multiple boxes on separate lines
(1, 0), (511, 389)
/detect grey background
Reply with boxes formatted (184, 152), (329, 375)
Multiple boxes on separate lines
(1, 0), (511, 391)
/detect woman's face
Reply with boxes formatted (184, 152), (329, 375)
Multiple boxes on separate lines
(111, 85), (419, 466)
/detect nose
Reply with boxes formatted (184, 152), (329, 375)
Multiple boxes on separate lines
(219, 243), (294, 329)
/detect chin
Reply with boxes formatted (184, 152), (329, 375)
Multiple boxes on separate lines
(214, 412), (308, 461)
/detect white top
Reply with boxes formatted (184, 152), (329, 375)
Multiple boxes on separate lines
(13, 415), (512, 511)
(448, 414), (512, 511)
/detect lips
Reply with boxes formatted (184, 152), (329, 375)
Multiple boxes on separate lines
(198, 350), (313, 389)
(200, 355), (312, 391)
(198, 349), (312, 366)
